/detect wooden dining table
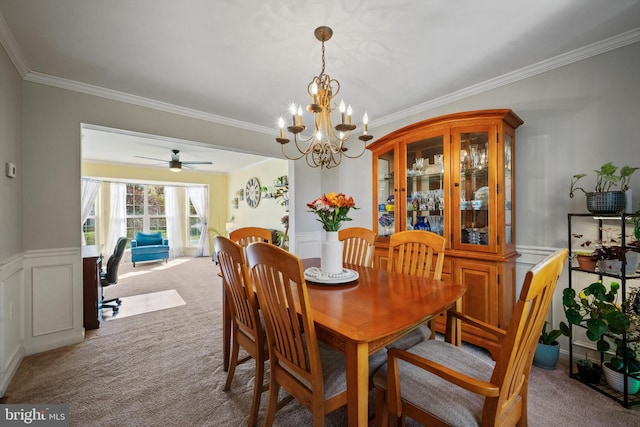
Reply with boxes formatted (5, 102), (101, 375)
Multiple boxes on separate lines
(220, 258), (466, 427)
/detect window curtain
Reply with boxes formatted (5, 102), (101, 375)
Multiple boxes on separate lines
(80, 178), (102, 245)
(105, 182), (127, 256)
(165, 186), (184, 258)
(187, 186), (209, 257)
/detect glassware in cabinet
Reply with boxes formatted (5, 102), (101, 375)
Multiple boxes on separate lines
(376, 150), (395, 237)
(406, 135), (445, 236)
(458, 131), (490, 246)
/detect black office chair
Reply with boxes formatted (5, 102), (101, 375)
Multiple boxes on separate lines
(101, 237), (128, 313)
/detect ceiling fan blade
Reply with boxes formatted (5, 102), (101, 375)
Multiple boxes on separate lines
(134, 155), (168, 162)
(182, 161), (213, 165)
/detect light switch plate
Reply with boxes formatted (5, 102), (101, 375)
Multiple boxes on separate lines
(5, 162), (16, 178)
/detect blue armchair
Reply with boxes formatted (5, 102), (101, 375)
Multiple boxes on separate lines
(130, 232), (170, 267)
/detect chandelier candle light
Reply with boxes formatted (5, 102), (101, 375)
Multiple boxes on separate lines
(307, 192), (357, 275)
(276, 26), (373, 169)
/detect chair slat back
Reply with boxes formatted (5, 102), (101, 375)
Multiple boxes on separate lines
(387, 230), (445, 279)
(485, 248), (568, 425)
(214, 236), (261, 340)
(339, 227), (376, 268)
(246, 242), (324, 398)
(229, 227), (273, 264)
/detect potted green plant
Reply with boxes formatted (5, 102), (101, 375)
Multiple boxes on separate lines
(571, 233), (597, 271)
(560, 281), (640, 393)
(533, 321), (562, 369)
(627, 204), (640, 246)
(576, 356), (603, 384)
(569, 162), (638, 214)
(260, 186), (270, 198)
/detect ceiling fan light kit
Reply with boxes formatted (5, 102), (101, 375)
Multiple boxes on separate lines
(169, 160), (182, 172)
(276, 26), (373, 169)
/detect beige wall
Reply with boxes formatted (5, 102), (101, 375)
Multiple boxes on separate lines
(0, 43), (23, 396)
(0, 44), (22, 260)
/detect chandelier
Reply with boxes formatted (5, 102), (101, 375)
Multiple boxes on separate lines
(276, 26), (373, 169)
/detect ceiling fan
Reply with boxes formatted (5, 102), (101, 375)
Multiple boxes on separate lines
(135, 149), (212, 172)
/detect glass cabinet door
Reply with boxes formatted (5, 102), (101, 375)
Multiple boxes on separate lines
(459, 131), (490, 246)
(406, 136), (445, 236)
(376, 151), (395, 237)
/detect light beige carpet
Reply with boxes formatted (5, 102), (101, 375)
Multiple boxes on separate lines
(3, 257), (640, 426)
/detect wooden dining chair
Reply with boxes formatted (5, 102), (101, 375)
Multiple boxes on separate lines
(339, 226), (376, 268)
(373, 248), (568, 427)
(214, 236), (267, 427)
(246, 242), (349, 427)
(229, 226), (272, 263)
(387, 230), (445, 279)
(386, 230), (446, 348)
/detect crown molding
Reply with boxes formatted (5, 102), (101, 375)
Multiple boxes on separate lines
(374, 27), (640, 128)
(23, 71), (275, 136)
(0, 10), (29, 77)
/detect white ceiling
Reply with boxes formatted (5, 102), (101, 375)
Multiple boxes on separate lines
(1, 0), (640, 173)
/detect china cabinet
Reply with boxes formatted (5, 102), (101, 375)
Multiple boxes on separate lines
(367, 109), (523, 357)
(567, 213), (640, 408)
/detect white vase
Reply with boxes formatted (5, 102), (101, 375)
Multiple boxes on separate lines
(321, 231), (344, 275)
(603, 362), (640, 394)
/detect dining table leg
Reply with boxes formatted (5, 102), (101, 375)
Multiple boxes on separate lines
(345, 340), (369, 427)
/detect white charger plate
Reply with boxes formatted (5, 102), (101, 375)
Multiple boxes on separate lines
(304, 267), (359, 285)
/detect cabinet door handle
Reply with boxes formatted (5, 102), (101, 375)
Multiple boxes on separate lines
(454, 182), (460, 187)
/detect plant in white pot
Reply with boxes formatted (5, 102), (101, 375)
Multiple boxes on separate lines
(594, 227), (640, 277)
(560, 281), (640, 393)
(569, 162), (638, 214)
(533, 321), (562, 369)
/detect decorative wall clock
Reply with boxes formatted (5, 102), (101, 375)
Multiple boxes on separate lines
(245, 177), (261, 208)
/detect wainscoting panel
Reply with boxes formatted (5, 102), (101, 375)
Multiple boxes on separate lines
(0, 253), (25, 396)
(32, 264), (74, 335)
(23, 248), (84, 355)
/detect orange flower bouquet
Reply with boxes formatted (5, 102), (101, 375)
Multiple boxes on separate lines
(307, 192), (357, 232)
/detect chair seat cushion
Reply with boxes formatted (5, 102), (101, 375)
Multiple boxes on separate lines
(131, 245), (169, 256)
(281, 339), (388, 401)
(373, 339), (495, 427)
